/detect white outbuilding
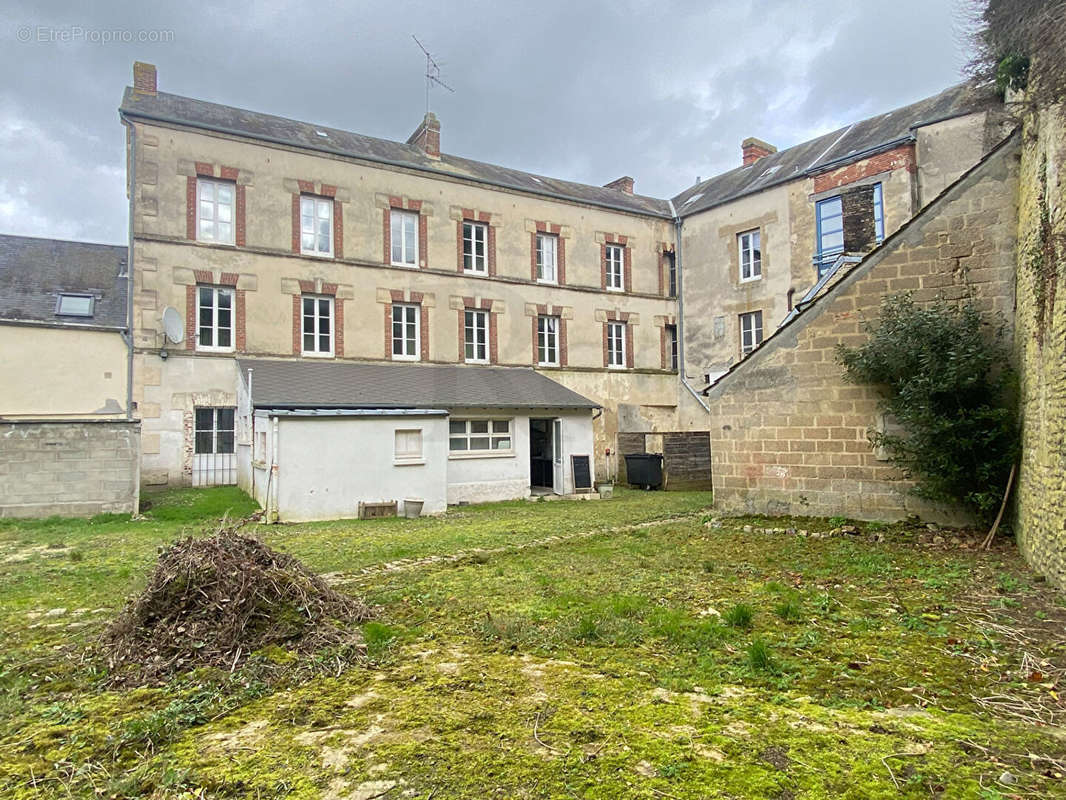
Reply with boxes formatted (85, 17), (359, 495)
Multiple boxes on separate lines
(235, 359), (599, 522)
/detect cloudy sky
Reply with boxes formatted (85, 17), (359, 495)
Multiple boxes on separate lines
(2, 0), (976, 245)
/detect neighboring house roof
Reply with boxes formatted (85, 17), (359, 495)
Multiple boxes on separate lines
(672, 82), (1000, 217)
(238, 358), (600, 410)
(119, 88), (673, 218)
(0, 234), (128, 328)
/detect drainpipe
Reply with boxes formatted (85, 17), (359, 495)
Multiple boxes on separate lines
(668, 201), (710, 413)
(120, 115), (136, 420)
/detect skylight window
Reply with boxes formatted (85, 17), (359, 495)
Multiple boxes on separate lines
(314, 130), (329, 138)
(56, 294), (94, 317)
(683, 192), (704, 206)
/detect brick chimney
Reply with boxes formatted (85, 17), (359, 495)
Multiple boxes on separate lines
(132, 61), (157, 96)
(604, 175), (635, 195)
(407, 112), (441, 159)
(741, 137), (776, 166)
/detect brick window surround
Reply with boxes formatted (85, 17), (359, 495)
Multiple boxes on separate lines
(659, 243), (677, 297)
(384, 289), (430, 361)
(530, 304), (569, 367)
(456, 209), (496, 275)
(185, 270), (246, 352)
(290, 280), (344, 357)
(383, 196), (428, 268)
(601, 234), (632, 292)
(660, 318), (678, 370)
(458, 298), (498, 364)
(811, 142), (916, 194)
(290, 181), (344, 258)
(602, 311), (634, 369)
(530, 222), (566, 284)
(186, 163), (246, 246)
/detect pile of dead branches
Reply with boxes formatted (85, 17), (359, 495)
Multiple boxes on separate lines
(101, 516), (373, 684)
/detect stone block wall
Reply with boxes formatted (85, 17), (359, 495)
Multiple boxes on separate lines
(0, 420), (141, 518)
(705, 133), (1020, 522)
(663, 432), (712, 490)
(1014, 104), (1066, 590)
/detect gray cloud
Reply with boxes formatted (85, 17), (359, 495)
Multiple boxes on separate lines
(0, 0), (971, 243)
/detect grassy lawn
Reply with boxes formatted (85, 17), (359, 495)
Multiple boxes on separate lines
(1, 487), (1064, 799)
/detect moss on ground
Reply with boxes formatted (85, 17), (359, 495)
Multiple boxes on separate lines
(0, 488), (1063, 798)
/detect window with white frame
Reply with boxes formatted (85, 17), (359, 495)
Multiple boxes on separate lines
(605, 243), (624, 291)
(740, 310), (763, 356)
(394, 429), (424, 463)
(536, 233), (558, 283)
(738, 229), (761, 282)
(463, 221), (487, 273)
(55, 294), (94, 317)
(300, 195), (333, 256)
(665, 324), (678, 371)
(302, 294), (334, 356)
(449, 418), (512, 454)
(198, 179), (235, 244)
(391, 209), (418, 267)
(464, 309), (488, 363)
(194, 407), (235, 454)
(537, 315), (559, 366)
(607, 321), (626, 368)
(391, 303), (420, 360)
(197, 286), (234, 351)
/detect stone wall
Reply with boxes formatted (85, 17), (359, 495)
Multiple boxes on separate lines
(663, 432), (712, 490)
(1014, 103), (1066, 590)
(0, 420), (140, 518)
(704, 133), (1019, 522)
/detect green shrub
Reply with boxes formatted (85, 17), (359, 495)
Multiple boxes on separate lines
(836, 294), (1018, 521)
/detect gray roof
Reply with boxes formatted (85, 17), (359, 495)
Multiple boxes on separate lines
(0, 234), (128, 327)
(672, 82), (1000, 216)
(120, 88), (673, 217)
(238, 358), (599, 410)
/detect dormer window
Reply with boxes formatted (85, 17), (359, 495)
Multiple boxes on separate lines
(56, 294), (94, 317)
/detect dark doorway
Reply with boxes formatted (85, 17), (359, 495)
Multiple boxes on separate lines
(529, 418), (553, 490)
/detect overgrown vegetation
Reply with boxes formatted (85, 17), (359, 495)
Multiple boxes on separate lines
(965, 0), (1066, 104)
(2, 488), (1064, 798)
(837, 294), (1018, 521)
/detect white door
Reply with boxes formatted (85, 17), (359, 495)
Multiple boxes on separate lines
(193, 407), (237, 487)
(552, 418), (565, 494)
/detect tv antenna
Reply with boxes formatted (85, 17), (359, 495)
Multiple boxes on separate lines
(412, 35), (454, 114)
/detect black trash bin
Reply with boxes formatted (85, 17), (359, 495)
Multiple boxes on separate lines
(624, 453), (663, 489)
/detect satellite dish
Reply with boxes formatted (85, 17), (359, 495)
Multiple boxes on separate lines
(162, 306), (184, 344)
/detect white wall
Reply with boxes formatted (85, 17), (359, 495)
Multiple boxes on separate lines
(273, 413), (448, 521)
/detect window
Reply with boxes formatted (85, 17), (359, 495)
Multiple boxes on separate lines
(449, 418), (512, 454)
(302, 295), (334, 356)
(538, 315), (559, 366)
(872, 182), (885, 242)
(391, 209), (418, 267)
(194, 407), (235, 454)
(815, 184), (884, 277)
(301, 195), (333, 256)
(607, 321), (626, 369)
(197, 286), (234, 351)
(605, 244), (624, 291)
(740, 311), (763, 356)
(536, 233), (557, 283)
(666, 251), (677, 298)
(392, 303), (420, 360)
(464, 309), (488, 363)
(665, 324), (678, 371)
(198, 179), (235, 244)
(739, 229), (761, 282)
(463, 221), (487, 273)
(394, 429), (424, 463)
(55, 294), (94, 317)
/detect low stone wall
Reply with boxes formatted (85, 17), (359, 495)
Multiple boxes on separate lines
(0, 420), (140, 518)
(704, 133), (1019, 523)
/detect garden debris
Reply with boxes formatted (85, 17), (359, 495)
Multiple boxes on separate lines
(101, 515), (373, 684)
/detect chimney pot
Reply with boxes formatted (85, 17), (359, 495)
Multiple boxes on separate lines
(741, 137), (776, 166)
(132, 61), (157, 96)
(407, 112), (441, 159)
(604, 175), (635, 195)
